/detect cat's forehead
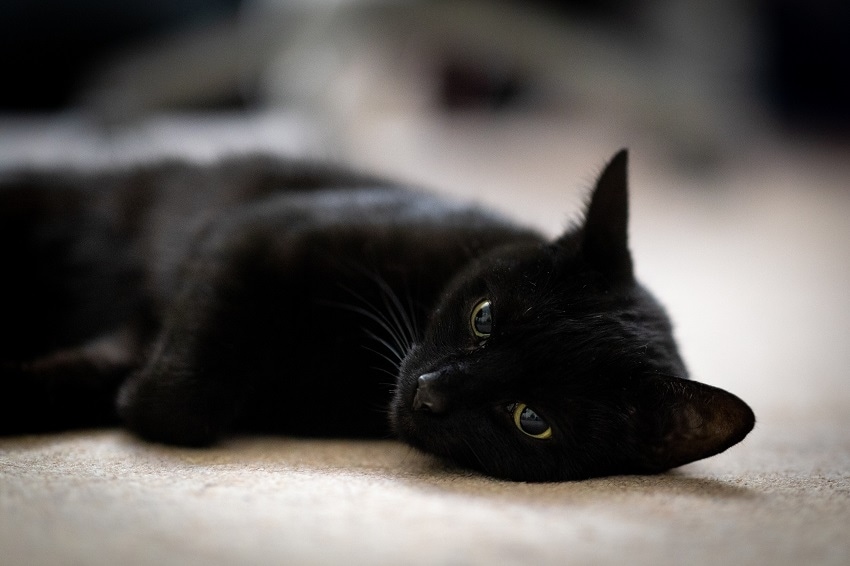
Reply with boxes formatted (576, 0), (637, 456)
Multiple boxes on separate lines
(475, 243), (600, 294)
(473, 258), (649, 340)
(451, 244), (551, 299)
(477, 242), (555, 278)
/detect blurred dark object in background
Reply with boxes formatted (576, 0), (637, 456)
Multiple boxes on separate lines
(0, 0), (241, 110)
(759, 0), (850, 134)
(0, 0), (635, 112)
(438, 57), (528, 112)
(0, 0), (848, 141)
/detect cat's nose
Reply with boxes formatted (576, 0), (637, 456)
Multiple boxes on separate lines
(413, 372), (448, 413)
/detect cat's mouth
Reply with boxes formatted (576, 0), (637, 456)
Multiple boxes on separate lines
(389, 365), (445, 442)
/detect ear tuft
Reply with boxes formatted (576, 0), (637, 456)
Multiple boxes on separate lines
(580, 149), (632, 281)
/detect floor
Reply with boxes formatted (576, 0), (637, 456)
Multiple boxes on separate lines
(1, 111), (849, 565)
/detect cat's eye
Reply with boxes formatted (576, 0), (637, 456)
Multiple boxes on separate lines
(509, 403), (552, 439)
(470, 299), (492, 338)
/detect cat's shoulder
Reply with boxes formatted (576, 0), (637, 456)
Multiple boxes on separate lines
(0, 153), (390, 189)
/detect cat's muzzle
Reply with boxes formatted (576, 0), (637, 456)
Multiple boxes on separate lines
(412, 372), (449, 413)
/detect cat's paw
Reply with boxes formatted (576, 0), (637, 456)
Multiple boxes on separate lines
(116, 367), (232, 447)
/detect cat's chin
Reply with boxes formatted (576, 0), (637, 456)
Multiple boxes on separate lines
(390, 346), (423, 434)
(388, 408), (459, 472)
(387, 381), (448, 461)
(387, 384), (418, 444)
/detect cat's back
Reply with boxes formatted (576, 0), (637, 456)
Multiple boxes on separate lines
(0, 153), (516, 236)
(1, 154), (541, 311)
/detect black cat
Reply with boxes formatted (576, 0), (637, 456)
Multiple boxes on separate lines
(0, 150), (754, 481)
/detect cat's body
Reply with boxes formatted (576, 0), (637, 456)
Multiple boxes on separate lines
(0, 151), (754, 481)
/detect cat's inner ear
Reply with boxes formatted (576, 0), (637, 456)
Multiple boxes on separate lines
(633, 375), (756, 472)
(571, 149), (633, 281)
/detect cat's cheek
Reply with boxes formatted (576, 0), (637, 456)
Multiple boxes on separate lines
(394, 346), (429, 407)
(387, 402), (412, 441)
(396, 343), (422, 377)
(388, 367), (420, 439)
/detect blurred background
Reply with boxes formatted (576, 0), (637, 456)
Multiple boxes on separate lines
(0, 0), (848, 433)
(2, 0), (849, 157)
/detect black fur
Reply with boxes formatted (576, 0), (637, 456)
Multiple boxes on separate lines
(0, 150), (754, 481)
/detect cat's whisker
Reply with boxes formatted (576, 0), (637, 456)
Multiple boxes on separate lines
(370, 273), (418, 351)
(462, 437), (488, 474)
(378, 290), (412, 352)
(362, 345), (401, 373)
(362, 329), (404, 364)
(403, 290), (421, 342)
(364, 396), (394, 419)
(349, 267), (418, 350)
(367, 363), (401, 383)
(365, 395), (395, 416)
(397, 445), (419, 467)
(325, 297), (408, 360)
(335, 283), (411, 357)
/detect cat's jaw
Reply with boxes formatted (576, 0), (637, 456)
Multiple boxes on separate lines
(388, 345), (420, 440)
(389, 347), (462, 455)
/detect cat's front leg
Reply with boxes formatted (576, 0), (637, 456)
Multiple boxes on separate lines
(118, 276), (247, 445)
(117, 326), (239, 446)
(117, 211), (291, 446)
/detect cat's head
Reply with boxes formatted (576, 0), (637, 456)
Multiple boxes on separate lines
(390, 150), (754, 481)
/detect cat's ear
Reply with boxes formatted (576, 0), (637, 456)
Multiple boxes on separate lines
(632, 375), (755, 471)
(568, 149), (633, 281)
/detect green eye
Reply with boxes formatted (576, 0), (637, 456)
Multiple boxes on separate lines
(510, 403), (552, 439)
(470, 299), (492, 338)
